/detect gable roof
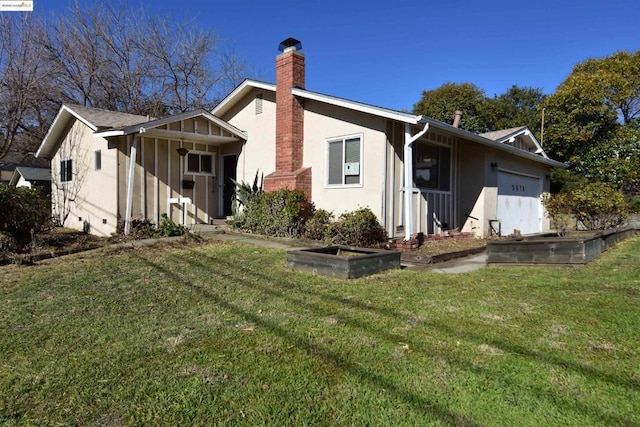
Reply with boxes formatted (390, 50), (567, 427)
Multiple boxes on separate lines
(480, 126), (548, 159)
(213, 79), (566, 168)
(37, 104), (247, 159)
(480, 127), (527, 141)
(36, 104), (149, 158)
(9, 166), (51, 186)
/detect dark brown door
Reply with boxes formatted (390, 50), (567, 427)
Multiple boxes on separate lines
(222, 154), (238, 217)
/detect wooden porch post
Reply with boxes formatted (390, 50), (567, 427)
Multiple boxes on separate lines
(124, 134), (138, 235)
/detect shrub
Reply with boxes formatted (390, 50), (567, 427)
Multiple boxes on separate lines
(0, 185), (50, 243)
(627, 195), (640, 213)
(571, 182), (630, 230)
(542, 192), (574, 236)
(233, 189), (313, 238)
(304, 209), (334, 241)
(326, 207), (387, 247)
(158, 213), (185, 237)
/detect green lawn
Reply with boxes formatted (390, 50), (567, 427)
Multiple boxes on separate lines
(1, 237), (639, 426)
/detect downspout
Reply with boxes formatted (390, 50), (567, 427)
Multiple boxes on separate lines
(123, 134), (138, 235)
(403, 120), (429, 241)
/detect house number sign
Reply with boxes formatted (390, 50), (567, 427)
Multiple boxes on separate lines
(511, 184), (526, 192)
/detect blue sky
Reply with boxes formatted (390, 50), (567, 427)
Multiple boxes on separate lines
(35, 0), (639, 112)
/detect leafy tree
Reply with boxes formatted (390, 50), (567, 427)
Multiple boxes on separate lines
(483, 86), (546, 139)
(412, 82), (487, 132)
(413, 83), (546, 135)
(543, 50), (640, 192)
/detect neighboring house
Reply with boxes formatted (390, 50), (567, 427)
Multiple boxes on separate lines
(0, 166), (13, 186)
(36, 38), (565, 238)
(36, 105), (246, 236)
(9, 166), (51, 195)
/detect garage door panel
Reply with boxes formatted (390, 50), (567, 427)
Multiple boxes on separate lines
(497, 172), (541, 236)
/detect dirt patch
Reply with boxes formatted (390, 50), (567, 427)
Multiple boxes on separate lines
(0, 228), (112, 265)
(401, 237), (487, 265)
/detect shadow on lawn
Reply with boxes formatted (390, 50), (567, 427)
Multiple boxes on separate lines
(134, 249), (636, 425)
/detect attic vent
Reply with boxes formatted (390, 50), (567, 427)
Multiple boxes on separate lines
(255, 94), (263, 115)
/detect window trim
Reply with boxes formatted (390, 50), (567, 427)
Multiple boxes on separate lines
(325, 133), (364, 188)
(60, 157), (73, 183)
(184, 150), (216, 176)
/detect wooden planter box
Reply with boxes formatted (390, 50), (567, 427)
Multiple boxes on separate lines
(287, 246), (401, 279)
(487, 227), (638, 265)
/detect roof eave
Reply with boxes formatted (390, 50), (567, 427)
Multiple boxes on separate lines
(292, 88), (421, 124)
(212, 79), (276, 118)
(36, 104), (99, 159)
(424, 119), (566, 168)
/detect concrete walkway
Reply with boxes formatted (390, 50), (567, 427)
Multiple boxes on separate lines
(423, 253), (488, 274)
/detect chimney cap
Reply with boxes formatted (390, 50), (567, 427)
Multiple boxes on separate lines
(278, 37), (302, 53)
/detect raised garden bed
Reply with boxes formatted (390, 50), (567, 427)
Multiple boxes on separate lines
(487, 226), (638, 265)
(287, 246), (401, 279)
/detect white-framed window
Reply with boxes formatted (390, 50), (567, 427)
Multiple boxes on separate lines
(60, 158), (73, 182)
(185, 151), (215, 175)
(326, 134), (362, 187)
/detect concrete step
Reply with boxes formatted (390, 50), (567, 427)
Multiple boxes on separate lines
(188, 223), (230, 236)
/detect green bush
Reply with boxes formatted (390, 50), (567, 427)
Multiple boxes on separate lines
(543, 183), (630, 232)
(541, 192), (574, 236)
(158, 213), (185, 237)
(234, 189), (313, 238)
(627, 195), (640, 213)
(326, 207), (388, 247)
(571, 182), (630, 230)
(303, 209), (334, 241)
(0, 185), (50, 243)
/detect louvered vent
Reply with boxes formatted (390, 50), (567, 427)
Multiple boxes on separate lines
(255, 93), (263, 115)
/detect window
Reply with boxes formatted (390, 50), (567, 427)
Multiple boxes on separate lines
(327, 135), (362, 186)
(186, 152), (214, 175)
(95, 150), (102, 171)
(414, 142), (450, 191)
(60, 158), (73, 182)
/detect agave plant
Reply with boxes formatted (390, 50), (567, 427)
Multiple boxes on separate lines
(231, 170), (263, 216)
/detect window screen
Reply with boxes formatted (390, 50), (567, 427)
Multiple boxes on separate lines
(327, 135), (361, 186)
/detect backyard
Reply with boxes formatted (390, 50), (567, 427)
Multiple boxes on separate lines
(1, 236), (639, 425)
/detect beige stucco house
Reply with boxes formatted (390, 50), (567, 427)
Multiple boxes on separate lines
(37, 38), (565, 239)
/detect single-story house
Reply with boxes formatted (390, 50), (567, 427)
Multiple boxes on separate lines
(9, 166), (51, 195)
(36, 37), (565, 238)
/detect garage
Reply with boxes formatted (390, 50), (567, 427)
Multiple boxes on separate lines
(497, 171), (542, 236)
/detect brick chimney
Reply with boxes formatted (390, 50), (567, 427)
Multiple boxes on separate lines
(263, 38), (312, 199)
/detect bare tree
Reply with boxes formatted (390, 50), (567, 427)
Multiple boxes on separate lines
(0, 14), (57, 162)
(1, 2), (249, 162)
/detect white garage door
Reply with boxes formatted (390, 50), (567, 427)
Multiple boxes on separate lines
(497, 172), (542, 236)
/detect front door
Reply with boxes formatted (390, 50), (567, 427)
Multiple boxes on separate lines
(222, 154), (238, 217)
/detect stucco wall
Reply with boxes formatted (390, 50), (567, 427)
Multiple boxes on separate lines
(302, 100), (387, 217)
(51, 120), (118, 236)
(219, 89), (277, 184)
(458, 140), (552, 236)
(220, 90), (389, 221)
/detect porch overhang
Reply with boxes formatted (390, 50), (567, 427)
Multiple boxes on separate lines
(93, 108), (247, 143)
